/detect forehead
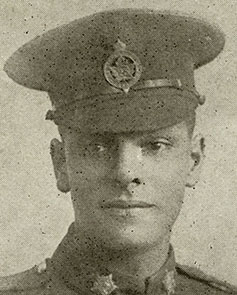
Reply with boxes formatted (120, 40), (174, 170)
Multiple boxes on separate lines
(62, 120), (190, 143)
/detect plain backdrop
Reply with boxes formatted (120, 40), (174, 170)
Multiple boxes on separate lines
(0, 0), (237, 286)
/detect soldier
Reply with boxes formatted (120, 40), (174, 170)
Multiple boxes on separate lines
(1, 8), (236, 295)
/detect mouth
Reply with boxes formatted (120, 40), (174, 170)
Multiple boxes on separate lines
(101, 200), (155, 209)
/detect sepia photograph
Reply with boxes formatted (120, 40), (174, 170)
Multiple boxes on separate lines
(0, 0), (237, 294)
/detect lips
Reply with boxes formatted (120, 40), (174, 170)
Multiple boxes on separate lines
(101, 199), (155, 209)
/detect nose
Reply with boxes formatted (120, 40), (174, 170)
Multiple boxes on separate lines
(113, 138), (142, 187)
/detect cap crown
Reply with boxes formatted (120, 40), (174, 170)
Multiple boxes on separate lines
(4, 9), (225, 132)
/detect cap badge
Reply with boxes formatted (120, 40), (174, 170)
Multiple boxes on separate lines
(91, 274), (118, 295)
(104, 39), (142, 93)
(36, 260), (47, 273)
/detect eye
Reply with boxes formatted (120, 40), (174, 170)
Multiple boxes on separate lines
(95, 144), (107, 153)
(141, 139), (172, 154)
(79, 135), (116, 158)
(80, 143), (107, 155)
(91, 141), (115, 157)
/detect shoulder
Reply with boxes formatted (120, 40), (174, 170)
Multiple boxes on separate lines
(0, 260), (50, 294)
(176, 264), (237, 294)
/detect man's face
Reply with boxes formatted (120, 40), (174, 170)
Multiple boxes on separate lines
(54, 121), (200, 250)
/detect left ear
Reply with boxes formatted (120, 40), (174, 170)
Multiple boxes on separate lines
(50, 138), (71, 193)
(186, 134), (205, 188)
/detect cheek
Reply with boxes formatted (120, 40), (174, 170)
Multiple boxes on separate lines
(144, 154), (189, 213)
(146, 149), (190, 184)
(66, 157), (112, 207)
(67, 156), (103, 183)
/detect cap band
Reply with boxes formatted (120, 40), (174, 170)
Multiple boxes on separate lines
(46, 78), (204, 121)
(133, 79), (205, 105)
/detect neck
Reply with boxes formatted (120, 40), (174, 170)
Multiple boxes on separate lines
(103, 237), (171, 280)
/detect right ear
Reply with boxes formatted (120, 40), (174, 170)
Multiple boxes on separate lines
(50, 138), (71, 193)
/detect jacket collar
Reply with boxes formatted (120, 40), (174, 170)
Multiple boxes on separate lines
(48, 223), (176, 295)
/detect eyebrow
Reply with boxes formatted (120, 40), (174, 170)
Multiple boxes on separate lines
(81, 127), (175, 140)
(74, 123), (184, 146)
(138, 132), (174, 141)
(112, 131), (175, 144)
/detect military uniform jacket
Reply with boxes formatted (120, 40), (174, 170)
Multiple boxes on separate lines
(1, 224), (236, 295)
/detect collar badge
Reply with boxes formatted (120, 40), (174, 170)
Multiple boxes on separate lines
(104, 39), (142, 93)
(162, 270), (176, 295)
(91, 274), (118, 295)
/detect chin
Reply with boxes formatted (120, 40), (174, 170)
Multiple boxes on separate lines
(92, 223), (166, 252)
(74, 209), (173, 251)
